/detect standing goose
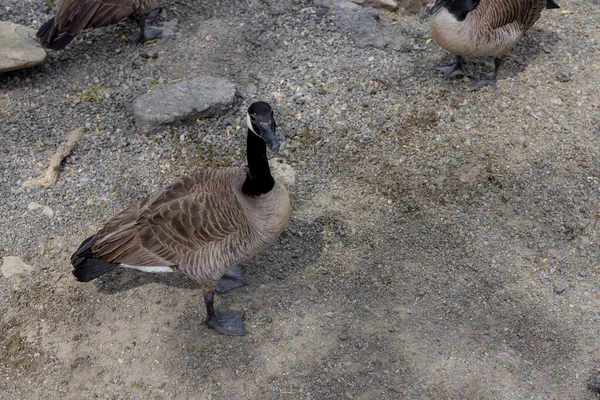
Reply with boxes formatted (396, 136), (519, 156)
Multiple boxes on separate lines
(37, 0), (163, 50)
(71, 101), (291, 336)
(429, 0), (560, 88)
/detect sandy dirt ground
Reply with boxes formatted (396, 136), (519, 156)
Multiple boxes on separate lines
(1, 0), (599, 398)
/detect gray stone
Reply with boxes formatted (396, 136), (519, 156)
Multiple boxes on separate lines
(27, 201), (55, 218)
(0, 22), (47, 73)
(588, 375), (600, 394)
(1, 256), (35, 278)
(553, 279), (568, 294)
(317, 0), (407, 51)
(133, 75), (236, 133)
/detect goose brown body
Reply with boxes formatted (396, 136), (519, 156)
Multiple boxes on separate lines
(71, 167), (291, 291)
(430, 0), (550, 60)
(37, 0), (159, 50)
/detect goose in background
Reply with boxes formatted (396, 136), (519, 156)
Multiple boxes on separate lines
(71, 101), (291, 336)
(37, 0), (163, 50)
(429, 0), (560, 88)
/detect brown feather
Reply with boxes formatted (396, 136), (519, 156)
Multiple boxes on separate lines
(39, 0), (159, 47)
(76, 168), (291, 291)
(431, 0), (553, 59)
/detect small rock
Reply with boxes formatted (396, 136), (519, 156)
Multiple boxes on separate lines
(511, 136), (527, 147)
(553, 280), (568, 294)
(578, 271), (588, 277)
(133, 75), (235, 133)
(243, 83), (258, 97)
(27, 202), (55, 218)
(556, 70), (572, 83)
(42, 207), (55, 218)
(1, 256), (35, 278)
(0, 22), (47, 73)
(339, 332), (349, 341)
(588, 375), (600, 394)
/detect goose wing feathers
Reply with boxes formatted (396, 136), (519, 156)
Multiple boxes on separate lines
(54, 0), (137, 35)
(479, 0), (547, 31)
(81, 170), (245, 267)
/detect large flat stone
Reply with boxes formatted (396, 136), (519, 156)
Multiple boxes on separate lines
(0, 21), (47, 73)
(133, 75), (236, 133)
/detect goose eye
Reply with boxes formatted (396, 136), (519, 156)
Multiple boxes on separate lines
(250, 114), (257, 122)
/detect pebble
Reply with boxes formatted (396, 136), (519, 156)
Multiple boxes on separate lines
(1, 256), (35, 278)
(553, 280), (568, 294)
(556, 70), (572, 82)
(338, 332), (349, 341)
(27, 202), (55, 218)
(588, 375), (600, 394)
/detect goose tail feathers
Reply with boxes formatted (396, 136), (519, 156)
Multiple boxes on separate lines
(71, 235), (118, 282)
(37, 17), (75, 50)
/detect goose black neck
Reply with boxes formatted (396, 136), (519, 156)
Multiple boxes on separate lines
(242, 130), (274, 197)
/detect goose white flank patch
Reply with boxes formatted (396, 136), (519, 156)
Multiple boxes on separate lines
(71, 101), (291, 336)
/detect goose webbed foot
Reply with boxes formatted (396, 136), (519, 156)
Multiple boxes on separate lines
(203, 291), (247, 336)
(470, 77), (497, 89)
(215, 265), (248, 294)
(206, 308), (247, 336)
(470, 58), (503, 90)
(436, 56), (469, 79)
(127, 17), (162, 44)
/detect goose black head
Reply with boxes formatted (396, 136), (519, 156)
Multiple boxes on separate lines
(246, 101), (279, 151)
(430, 0), (480, 21)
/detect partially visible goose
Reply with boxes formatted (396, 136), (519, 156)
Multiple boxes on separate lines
(429, 0), (560, 88)
(71, 101), (291, 336)
(37, 0), (163, 50)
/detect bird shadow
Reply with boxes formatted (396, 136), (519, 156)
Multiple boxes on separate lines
(465, 27), (560, 79)
(95, 217), (326, 295)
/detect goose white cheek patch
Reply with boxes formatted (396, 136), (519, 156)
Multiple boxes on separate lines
(247, 113), (259, 136)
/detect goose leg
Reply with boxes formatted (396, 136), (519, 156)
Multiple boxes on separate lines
(470, 58), (503, 89)
(203, 291), (247, 336)
(436, 56), (469, 79)
(127, 16), (162, 44)
(215, 265), (248, 294)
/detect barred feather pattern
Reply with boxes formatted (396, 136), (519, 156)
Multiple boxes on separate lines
(38, 0), (158, 49)
(73, 168), (291, 291)
(430, 0), (549, 59)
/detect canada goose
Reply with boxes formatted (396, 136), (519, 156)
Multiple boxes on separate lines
(37, 0), (163, 50)
(430, 0), (560, 88)
(71, 101), (291, 336)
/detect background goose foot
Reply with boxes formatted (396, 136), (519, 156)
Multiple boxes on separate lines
(436, 56), (469, 79)
(215, 265), (248, 294)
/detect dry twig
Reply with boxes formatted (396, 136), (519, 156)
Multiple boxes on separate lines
(21, 127), (83, 187)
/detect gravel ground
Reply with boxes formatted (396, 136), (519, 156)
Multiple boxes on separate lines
(1, 0), (600, 399)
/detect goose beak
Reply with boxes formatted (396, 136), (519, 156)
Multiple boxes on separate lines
(430, 0), (444, 14)
(259, 123), (280, 151)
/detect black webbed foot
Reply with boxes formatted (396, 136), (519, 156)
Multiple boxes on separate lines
(436, 56), (469, 79)
(205, 308), (247, 336)
(215, 265), (248, 294)
(127, 27), (162, 44)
